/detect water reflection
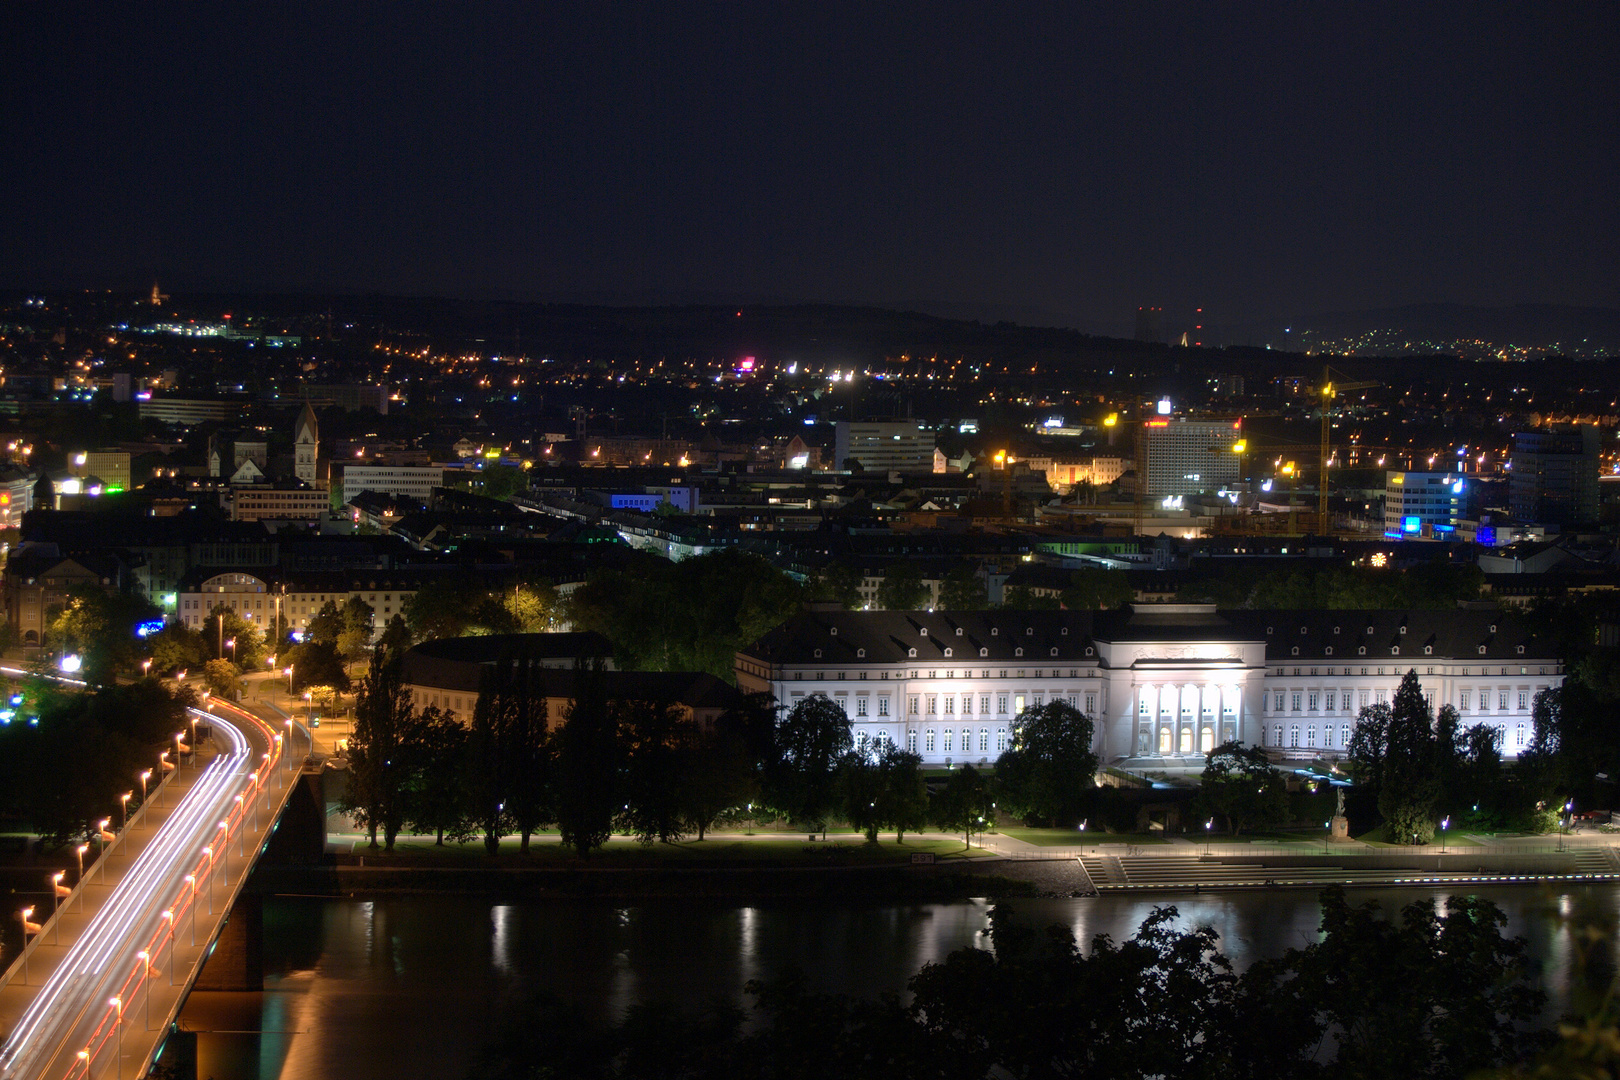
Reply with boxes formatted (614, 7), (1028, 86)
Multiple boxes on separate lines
(177, 885), (1620, 1080)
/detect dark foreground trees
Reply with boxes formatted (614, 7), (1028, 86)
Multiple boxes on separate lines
(469, 885), (1548, 1080)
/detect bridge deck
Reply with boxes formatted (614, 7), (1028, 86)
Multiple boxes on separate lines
(0, 700), (309, 1080)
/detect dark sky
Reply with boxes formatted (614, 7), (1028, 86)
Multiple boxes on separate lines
(4, 2), (1617, 334)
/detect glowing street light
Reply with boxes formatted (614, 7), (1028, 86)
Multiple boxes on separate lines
(139, 769), (151, 813)
(141, 658), (152, 678)
(75, 843), (88, 907)
(50, 871), (68, 943)
(120, 790), (131, 833)
(1440, 816), (1450, 852)
(202, 846), (215, 914)
(18, 906), (39, 983)
(160, 909), (175, 984)
(111, 995), (124, 1079)
(136, 950), (152, 1029)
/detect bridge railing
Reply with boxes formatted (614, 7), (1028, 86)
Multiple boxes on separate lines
(70, 703), (308, 1080)
(0, 759), (179, 996)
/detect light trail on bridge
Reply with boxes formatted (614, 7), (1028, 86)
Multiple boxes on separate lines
(0, 700), (285, 1080)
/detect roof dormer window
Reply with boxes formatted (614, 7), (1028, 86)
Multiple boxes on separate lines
(943, 648), (952, 658)
(908, 647), (918, 658)
(980, 648), (988, 657)
(856, 648), (865, 658)
(955, 627), (963, 636)
(1049, 648), (1058, 657)
(813, 649), (822, 659)
(1015, 647), (1024, 657)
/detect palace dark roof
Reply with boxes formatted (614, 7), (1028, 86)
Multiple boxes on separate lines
(741, 605), (1557, 667)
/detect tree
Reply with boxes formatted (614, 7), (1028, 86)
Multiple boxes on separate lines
(306, 600), (345, 646)
(676, 711), (759, 841)
(837, 749), (885, 842)
(765, 695), (852, 836)
(506, 582), (562, 633)
(1380, 670), (1441, 844)
(200, 605), (266, 670)
(1195, 741), (1289, 836)
(202, 658), (242, 699)
(994, 700), (1098, 826)
(875, 562), (929, 611)
(1059, 568), (1133, 611)
(286, 639), (351, 694)
(403, 707), (471, 845)
(872, 742), (929, 842)
(148, 623), (206, 675)
(477, 657), (554, 852)
(931, 764), (994, 849)
(1284, 886), (1545, 1076)
(343, 648), (420, 850)
(376, 613), (413, 655)
(554, 662), (626, 857)
(805, 562), (864, 609)
(1347, 700), (1393, 792)
(44, 585), (162, 685)
(621, 696), (694, 844)
(336, 597), (375, 668)
(938, 564), (985, 610)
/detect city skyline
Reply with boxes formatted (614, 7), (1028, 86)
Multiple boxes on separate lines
(4, 3), (1618, 335)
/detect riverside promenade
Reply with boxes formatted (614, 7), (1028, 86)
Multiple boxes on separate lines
(972, 830), (1620, 894)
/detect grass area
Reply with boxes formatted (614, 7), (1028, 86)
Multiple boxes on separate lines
(341, 833), (987, 865)
(1001, 829), (1169, 846)
(1351, 824), (1479, 848)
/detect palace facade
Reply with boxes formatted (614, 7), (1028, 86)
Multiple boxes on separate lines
(735, 604), (1563, 767)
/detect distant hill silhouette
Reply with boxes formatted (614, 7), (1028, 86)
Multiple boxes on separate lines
(1296, 303), (1620, 354)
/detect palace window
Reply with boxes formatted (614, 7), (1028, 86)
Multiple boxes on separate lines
(877, 697), (890, 716)
(1308, 691), (1319, 710)
(979, 730), (989, 753)
(925, 730), (936, 753)
(1459, 690), (1470, 710)
(907, 731), (917, 754)
(996, 729), (1007, 753)
(944, 696), (954, 714)
(943, 730), (953, 753)
(980, 695), (991, 715)
(927, 695), (938, 714)
(999, 695), (1009, 715)
(909, 696), (919, 715)
(855, 697), (868, 717)
(963, 694), (973, 715)
(1291, 692), (1302, 711)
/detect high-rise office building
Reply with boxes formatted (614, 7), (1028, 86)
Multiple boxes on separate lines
(1510, 426), (1600, 526)
(833, 422), (935, 474)
(1140, 418), (1242, 498)
(1383, 472), (1465, 537)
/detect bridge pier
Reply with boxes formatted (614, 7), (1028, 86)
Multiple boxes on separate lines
(194, 892), (263, 991)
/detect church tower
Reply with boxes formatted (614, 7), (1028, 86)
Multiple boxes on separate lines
(295, 402), (319, 484)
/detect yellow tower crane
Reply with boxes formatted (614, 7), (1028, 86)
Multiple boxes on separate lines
(1318, 367), (1381, 534)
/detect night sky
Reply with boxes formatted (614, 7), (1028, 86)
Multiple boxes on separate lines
(4, 3), (1617, 334)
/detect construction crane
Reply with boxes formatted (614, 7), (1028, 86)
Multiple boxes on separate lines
(1317, 367), (1380, 533)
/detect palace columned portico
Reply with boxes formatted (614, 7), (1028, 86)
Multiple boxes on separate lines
(737, 604), (1561, 767)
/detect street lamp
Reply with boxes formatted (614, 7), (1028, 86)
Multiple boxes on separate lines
(136, 950), (152, 1029)
(98, 819), (115, 867)
(120, 791), (131, 833)
(141, 658), (152, 678)
(202, 847), (214, 914)
(226, 636), (236, 665)
(1324, 820), (1331, 855)
(110, 996), (123, 1080)
(139, 769), (151, 813)
(1441, 816), (1450, 853)
(50, 871), (67, 943)
(284, 665), (293, 693)
(1205, 817), (1214, 856)
(75, 843), (88, 907)
(18, 907), (38, 983)
(160, 909), (175, 984)
(175, 731), (189, 768)
(184, 874), (197, 945)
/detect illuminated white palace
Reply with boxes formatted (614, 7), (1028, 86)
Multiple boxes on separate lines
(735, 604), (1563, 767)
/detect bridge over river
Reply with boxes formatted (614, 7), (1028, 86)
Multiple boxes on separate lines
(0, 697), (318, 1080)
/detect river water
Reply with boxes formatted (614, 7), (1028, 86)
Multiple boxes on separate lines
(176, 884), (1620, 1080)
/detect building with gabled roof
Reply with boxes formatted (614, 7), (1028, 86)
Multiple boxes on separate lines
(736, 604), (1563, 767)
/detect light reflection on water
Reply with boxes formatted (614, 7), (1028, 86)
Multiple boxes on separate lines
(177, 884), (1620, 1080)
